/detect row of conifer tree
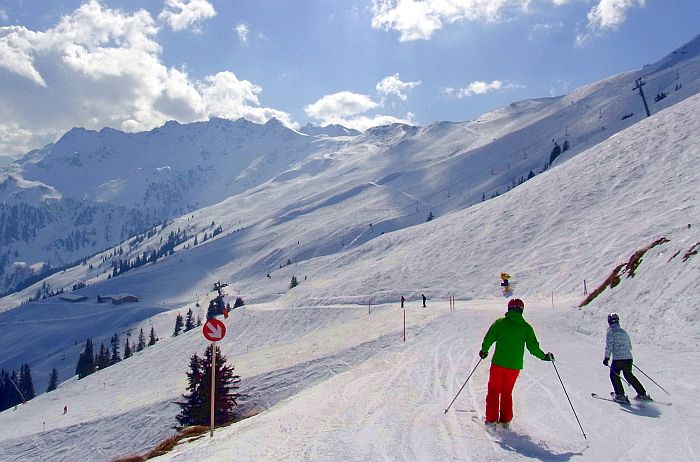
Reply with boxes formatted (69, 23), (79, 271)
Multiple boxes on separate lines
(75, 327), (158, 379)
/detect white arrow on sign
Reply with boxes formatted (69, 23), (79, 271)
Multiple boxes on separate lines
(203, 319), (226, 341)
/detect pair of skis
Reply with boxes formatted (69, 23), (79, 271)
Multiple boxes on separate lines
(590, 392), (671, 406)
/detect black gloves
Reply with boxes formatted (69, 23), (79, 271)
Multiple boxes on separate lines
(543, 352), (555, 361)
(479, 351), (488, 359)
(603, 357), (609, 367)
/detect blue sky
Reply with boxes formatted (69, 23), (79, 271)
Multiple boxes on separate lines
(0, 0), (698, 158)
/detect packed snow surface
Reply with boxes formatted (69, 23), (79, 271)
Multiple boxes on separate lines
(0, 90), (697, 461)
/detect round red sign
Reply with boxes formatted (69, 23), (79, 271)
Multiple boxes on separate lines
(203, 318), (226, 341)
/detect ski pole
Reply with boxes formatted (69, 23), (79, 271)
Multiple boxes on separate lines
(634, 364), (670, 396)
(605, 365), (631, 386)
(444, 358), (482, 414)
(551, 359), (587, 439)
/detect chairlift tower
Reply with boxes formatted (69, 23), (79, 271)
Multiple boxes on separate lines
(633, 78), (651, 118)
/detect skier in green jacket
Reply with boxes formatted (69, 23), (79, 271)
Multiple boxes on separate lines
(479, 298), (554, 427)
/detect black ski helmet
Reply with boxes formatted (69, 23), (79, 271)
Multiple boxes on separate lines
(608, 313), (620, 325)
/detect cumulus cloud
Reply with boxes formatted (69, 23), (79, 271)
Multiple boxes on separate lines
(577, 0), (645, 44)
(371, 0), (534, 41)
(158, 0), (216, 32)
(235, 23), (249, 43)
(371, 0), (642, 43)
(443, 80), (521, 98)
(376, 73), (421, 101)
(0, 0), (293, 158)
(304, 91), (411, 131)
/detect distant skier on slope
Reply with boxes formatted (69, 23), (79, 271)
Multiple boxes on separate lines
(500, 273), (511, 295)
(479, 298), (554, 428)
(604, 313), (651, 403)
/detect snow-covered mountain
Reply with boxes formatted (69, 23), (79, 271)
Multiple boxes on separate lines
(1, 35), (699, 301)
(0, 78), (697, 462)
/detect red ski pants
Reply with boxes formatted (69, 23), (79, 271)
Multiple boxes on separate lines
(485, 363), (520, 423)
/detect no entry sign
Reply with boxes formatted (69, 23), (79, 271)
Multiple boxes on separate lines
(203, 318), (226, 342)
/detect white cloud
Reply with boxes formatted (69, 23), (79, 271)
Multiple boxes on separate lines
(158, 0), (216, 32)
(371, 0), (643, 43)
(0, 1), (293, 158)
(577, 0), (645, 44)
(304, 91), (412, 131)
(235, 23), (249, 43)
(444, 80), (521, 98)
(529, 21), (563, 41)
(0, 26), (46, 86)
(0, 8), (8, 22)
(376, 73), (421, 101)
(371, 0), (534, 41)
(305, 91), (378, 120)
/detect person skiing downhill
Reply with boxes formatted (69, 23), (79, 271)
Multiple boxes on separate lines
(479, 298), (554, 427)
(604, 313), (651, 403)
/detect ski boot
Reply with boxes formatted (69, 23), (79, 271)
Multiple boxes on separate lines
(499, 421), (510, 429)
(611, 392), (630, 404)
(634, 394), (653, 401)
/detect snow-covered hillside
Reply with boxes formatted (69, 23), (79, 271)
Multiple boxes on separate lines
(0, 74), (697, 461)
(1, 35), (698, 299)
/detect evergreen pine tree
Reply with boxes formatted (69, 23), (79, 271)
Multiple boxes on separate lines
(136, 328), (146, 352)
(175, 345), (241, 428)
(123, 338), (133, 359)
(96, 343), (110, 370)
(47, 368), (59, 392)
(174, 313), (184, 336)
(289, 276), (298, 289)
(427, 211), (434, 222)
(549, 142), (562, 165)
(19, 363), (35, 400)
(175, 353), (205, 427)
(76, 338), (96, 379)
(184, 308), (195, 331)
(110, 334), (121, 365)
(148, 327), (158, 346)
(206, 300), (217, 320)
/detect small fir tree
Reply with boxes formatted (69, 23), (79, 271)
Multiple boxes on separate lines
(95, 343), (110, 370)
(174, 313), (184, 336)
(549, 142), (562, 165)
(136, 328), (146, 352)
(184, 308), (195, 331)
(110, 334), (121, 365)
(148, 327), (158, 346)
(19, 363), (35, 400)
(76, 338), (96, 379)
(47, 368), (59, 392)
(427, 211), (434, 222)
(123, 338), (133, 359)
(289, 276), (298, 289)
(175, 345), (241, 428)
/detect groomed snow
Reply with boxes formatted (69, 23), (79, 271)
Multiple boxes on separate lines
(0, 90), (697, 461)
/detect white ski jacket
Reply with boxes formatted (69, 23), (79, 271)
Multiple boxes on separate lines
(605, 324), (633, 360)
